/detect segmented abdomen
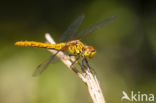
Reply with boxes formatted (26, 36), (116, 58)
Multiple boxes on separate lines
(15, 41), (66, 50)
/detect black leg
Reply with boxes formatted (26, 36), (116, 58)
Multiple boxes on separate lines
(69, 54), (76, 56)
(84, 58), (95, 74)
(70, 57), (79, 68)
(84, 58), (91, 69)
(81, 58), (85, 72)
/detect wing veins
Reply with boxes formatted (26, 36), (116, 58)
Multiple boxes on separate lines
(59, 14), (85, 42)
(32, 51), (60, 77)
(76, 16), (116, 39)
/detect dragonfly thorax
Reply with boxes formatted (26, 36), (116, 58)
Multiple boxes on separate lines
(67, 40), (96, 58)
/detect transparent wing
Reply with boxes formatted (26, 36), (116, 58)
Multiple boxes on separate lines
(59, 14), (85, 42)
(76, 16), (116, 39)
(32, 51), (60, 77)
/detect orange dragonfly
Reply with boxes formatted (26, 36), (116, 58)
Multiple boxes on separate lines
(15, 15), (115, 76)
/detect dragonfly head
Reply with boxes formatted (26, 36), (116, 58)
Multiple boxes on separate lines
(84, 46), (96, 58)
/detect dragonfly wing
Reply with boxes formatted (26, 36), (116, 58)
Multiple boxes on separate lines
(32, 51), (60, 77)
(76, 16), (116, 39)
(59, 14), (85, 42)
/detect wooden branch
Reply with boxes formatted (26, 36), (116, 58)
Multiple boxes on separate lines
(45, 33), (106, 103)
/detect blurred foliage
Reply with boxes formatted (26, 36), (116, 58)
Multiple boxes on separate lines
(0, 0), (156, 103)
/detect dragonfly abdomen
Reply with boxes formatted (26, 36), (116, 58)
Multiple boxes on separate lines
(15, 41), (66, 50)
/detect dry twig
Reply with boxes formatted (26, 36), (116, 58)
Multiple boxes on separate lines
(45, 33), (106, 103)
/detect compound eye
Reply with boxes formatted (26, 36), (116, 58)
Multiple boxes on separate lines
(86, 46), (94, 52)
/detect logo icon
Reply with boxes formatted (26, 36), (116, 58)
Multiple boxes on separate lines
(121, 91), (154, 102)
(121, 91), (131, 101)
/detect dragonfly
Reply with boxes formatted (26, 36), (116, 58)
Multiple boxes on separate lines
(15, 15), (115, 76)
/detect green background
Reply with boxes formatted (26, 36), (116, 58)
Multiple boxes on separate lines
(0, 0), (156, 103)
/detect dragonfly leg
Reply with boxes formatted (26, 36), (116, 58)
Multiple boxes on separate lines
(70, 57), (79, 69)
(69, 54), (75, 56)
(84, 58), (95, 74)
(84, 58), (91, 68)
(69, 54), (81, 65)
(81, 58), (86, 72)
